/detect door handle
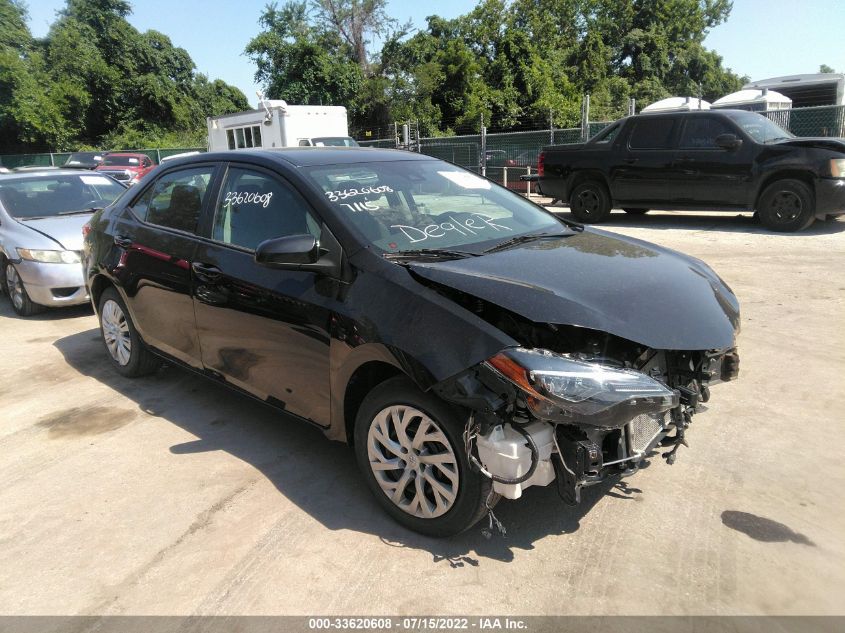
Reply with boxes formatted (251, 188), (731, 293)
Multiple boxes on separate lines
(114, 235), (133, 249)
(623, 158), (638, 164)
(191, 262), (222, 280)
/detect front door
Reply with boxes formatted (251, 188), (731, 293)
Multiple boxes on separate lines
(672, 116), (755, 207)
(111, 164), (217, 368)
(191, 164), (334, 425)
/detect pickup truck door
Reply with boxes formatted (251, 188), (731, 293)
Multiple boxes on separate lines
(610, 116), (681, 204)
(671, 116), (755, 207)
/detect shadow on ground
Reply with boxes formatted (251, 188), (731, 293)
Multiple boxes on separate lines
(543, 206), (845, 236)
(54, 328), (622, 565)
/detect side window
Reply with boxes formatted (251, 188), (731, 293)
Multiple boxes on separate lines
(212, 168), (320, 251)
(130, 166), (213, 233)
(628, 118), (676, 149)
(679, 118), (733, 149)
(298, 139), (312, 146)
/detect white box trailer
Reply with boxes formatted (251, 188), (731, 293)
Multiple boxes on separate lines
(206, 100), (357, 151)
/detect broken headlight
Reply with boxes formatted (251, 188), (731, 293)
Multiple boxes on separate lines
(487, 348), (678, 428)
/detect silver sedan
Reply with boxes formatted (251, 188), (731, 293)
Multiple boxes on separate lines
(0, 169), (127, 316)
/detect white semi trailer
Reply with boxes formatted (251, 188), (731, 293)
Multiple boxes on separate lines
(207, 99), (358, 151)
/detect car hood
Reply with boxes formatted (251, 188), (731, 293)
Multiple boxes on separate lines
(772, 137), (845, 153)
(407, 229), (740, 351)
(15, 215), (91, 251)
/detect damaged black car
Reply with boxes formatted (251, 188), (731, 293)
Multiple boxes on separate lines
(83, 148), (740, 537)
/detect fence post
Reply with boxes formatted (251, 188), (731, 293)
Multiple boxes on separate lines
(581, 94), (590, 142)
(628, 98), (636, 116)
(49, 153), (55, 166)
(156, 149), (161, 163)
(503, 167), (508, 189)
(480, 113), (487, 177)
(526, 166), (531, 197)
(549, 109), (554, 145)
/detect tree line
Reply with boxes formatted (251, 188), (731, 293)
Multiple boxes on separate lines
(0, 0), (249, 153)
(1, 0), (746, 153)
(247, 0), (747, 136)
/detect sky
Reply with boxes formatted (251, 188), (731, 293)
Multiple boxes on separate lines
(24, 0), (845, 107)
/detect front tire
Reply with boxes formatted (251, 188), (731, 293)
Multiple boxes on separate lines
(98, 287), (161, 377)
(3, 262), (45, 316)
(570, 181), (612, 223)
(354, 376), (494, 537)
(757, 179), (815, 232)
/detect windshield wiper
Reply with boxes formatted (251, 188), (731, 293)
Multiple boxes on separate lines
(764, 136), (793, 143)
(383, 248), (478, 261)
(57, 207), (103, 216)
(482, 232), (573, 254)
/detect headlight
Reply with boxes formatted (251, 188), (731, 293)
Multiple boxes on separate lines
(487, 348), (678, 427)
(17, 248), (80, 264)
(831, 159), (845, 178)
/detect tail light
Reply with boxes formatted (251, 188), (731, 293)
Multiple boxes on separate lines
(538, 151), (545, 176)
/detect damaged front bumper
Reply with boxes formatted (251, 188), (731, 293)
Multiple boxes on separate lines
(435, 345), (740, 506)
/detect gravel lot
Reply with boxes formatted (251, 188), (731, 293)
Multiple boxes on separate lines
(1, 209), (843, 616)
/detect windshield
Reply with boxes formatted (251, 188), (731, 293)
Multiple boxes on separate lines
(103, 155), (142, 166)
(312, 137), (360, 147)
(0, 174), (125, 218)
(303, 159), (563, 252)
(727, 112), (794, 143)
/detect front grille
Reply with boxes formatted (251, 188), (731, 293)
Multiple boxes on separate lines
(627, 413), (666, 454)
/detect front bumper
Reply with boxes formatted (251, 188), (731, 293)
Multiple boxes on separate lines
(815, 177), (845, 217)
(13, 259), (89, 307)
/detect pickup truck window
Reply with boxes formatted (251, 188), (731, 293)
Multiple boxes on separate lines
(728, 112), (794, 143)
(679, 118), (733, 149)
(629, 118), (675, 149)
(592, 123), (621, 145)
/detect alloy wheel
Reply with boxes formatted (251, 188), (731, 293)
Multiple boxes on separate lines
(5, 264), (24, 311)
(578, 189), (600, 215)
(101, 299), (132, 366)
(769, 190), (803, 223)
(367, 405), (460, 519)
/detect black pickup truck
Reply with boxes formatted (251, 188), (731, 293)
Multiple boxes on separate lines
(533, 109), (845, 232)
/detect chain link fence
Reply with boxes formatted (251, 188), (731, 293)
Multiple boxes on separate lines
(0, 147), (206, 170)
(3, 104), (843, 187)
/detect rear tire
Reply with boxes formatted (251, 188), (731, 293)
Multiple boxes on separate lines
(623, 208), (649, 215)
(354, 376), (495, 537)
(756, 179), (815, 232)
(570, 181), (612, 223)
(3, 262), (45, 316)
(98, 287), (161, 377)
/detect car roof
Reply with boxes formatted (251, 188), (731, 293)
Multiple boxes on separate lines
(178, 147), (435, 168)
(106, 152), (148, 157)
(0, 168), (99, 179)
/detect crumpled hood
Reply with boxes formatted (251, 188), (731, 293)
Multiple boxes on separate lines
(16, 215), (91, 251)
(773, 137), (845, 153)
(408, 229), (740, 351)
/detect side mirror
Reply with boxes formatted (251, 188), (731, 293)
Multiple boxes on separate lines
(254, 233), (341, 277)
(255, 234), (320, 266)
(715, 133), (742, 150)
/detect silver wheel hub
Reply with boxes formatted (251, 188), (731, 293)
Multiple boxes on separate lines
(101, 299), (132, 366)
(367, 405), (459, 519)
(5, 264), (24, 310)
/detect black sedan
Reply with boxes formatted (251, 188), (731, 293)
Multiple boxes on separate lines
(83, 148), (740, 536)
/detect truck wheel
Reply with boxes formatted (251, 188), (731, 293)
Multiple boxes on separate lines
(354, 376), (495, 537)
(570, 182), (611, 223)
(623, 208), (649, 215)
(757, 179), (815, 232)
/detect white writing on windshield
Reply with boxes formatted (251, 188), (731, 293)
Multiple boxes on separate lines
(390, 214), (512, 244)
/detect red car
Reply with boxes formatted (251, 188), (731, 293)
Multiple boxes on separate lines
(95, 153), (156, 187)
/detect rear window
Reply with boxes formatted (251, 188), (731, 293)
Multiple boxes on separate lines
(0, 174), (126, 218)
(103, 155), (142, 166)
(628, 118), (676, 149)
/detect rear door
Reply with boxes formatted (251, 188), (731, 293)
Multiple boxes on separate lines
(610, 116), (680, 204)
(191, 163), (333, 426)
(673, 116), (755, 206)
(110, 163), (218, 368)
